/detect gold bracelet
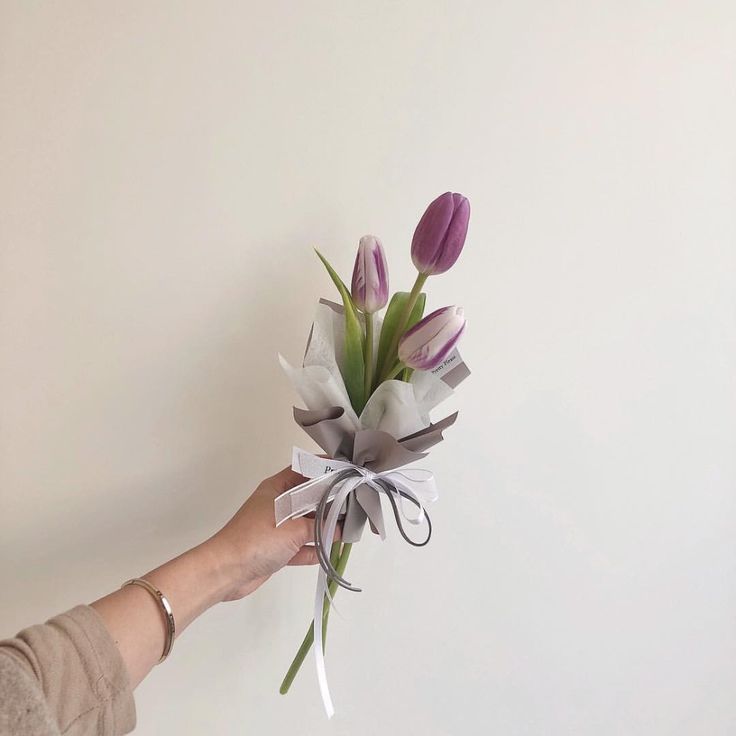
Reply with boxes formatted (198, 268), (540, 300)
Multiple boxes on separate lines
(121, 578), (176, 663)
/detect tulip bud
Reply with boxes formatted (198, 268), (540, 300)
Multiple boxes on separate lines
(411, 192), (470, 275)
(398, 305), (466, 371)
(351, 235), (389, 314)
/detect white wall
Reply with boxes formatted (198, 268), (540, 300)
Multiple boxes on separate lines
(1, 2), (735, 734)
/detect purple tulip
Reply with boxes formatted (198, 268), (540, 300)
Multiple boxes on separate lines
(411, 192), (470, 275)
(398, 305), (466, 371)
(351, 235), (389, 314)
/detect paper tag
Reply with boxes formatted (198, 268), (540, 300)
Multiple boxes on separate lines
(291, 447), (353, 479)
(429, 348), (469, 387)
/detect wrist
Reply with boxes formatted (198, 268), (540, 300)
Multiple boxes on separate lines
(142, 540), (232, 633)
(186, 539), (236, 608)
(204, 528), (264, 602)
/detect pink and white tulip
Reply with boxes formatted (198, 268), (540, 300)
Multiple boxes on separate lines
(398, 305), (466, 371)
(351, 235), (389, 314)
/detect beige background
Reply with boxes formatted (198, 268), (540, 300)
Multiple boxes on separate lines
(1, 2), (735, 734)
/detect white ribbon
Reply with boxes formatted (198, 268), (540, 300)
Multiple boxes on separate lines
(274, 448), (438, 718)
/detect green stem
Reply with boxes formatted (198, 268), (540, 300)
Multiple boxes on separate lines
(279, 542), (353, 694)
(363, 312), (374, 399)
(378, 272), (427, 382)
(384, 362), (406, 381)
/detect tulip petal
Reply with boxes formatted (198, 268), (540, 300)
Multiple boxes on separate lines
(351, 235), (389, 314)
(433, 196), (470, 274)
(410, 192), (470, 276)
(398, 306), (466, 371)
(411, 193), (456, 274)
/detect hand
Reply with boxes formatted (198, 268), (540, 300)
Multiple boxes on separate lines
(93, 466), (332, 688)
(207, 466), (336, 601)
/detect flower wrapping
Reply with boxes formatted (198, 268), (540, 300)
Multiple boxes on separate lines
(275, 193), (471, 717)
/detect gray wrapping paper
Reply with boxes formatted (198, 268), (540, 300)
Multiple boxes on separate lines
(278, 408), (459, 543)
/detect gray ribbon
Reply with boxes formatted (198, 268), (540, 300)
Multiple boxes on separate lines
(287, 408), (459, 589)
(291, 407), (457, 544)
(313, 469), (433, 592)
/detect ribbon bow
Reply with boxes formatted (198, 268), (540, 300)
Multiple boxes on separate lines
(274, 447), (438, 717)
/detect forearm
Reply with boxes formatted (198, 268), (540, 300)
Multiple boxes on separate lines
(90, 466), (316, 690)
(91, 538), (231, 688)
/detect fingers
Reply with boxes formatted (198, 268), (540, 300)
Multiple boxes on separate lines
(288, 545), (319, 566)
(284, 516), (315, 547)
(288, 538), (344, 568)
(283, 515), (343, 546)
(286, 521), (343, 566)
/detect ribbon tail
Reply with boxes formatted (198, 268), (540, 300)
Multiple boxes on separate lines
(390, 480), (425, 525)
(373, 478), (433, 547)
(313, 567), (335, 719)
(322, 584), (344, 621)
(312, 478), (358, 718)
(315, 477), (363, 591)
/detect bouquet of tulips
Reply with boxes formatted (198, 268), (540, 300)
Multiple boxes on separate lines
(275, 192), (471, 716)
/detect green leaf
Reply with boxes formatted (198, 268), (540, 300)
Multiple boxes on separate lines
(315, 250), (366, 413)
(376, 290), (426, 381)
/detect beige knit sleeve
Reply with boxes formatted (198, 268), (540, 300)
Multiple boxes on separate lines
(0, 605), (136, 736)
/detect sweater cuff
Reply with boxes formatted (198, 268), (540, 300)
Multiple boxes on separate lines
(51, 605), (136, 735)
